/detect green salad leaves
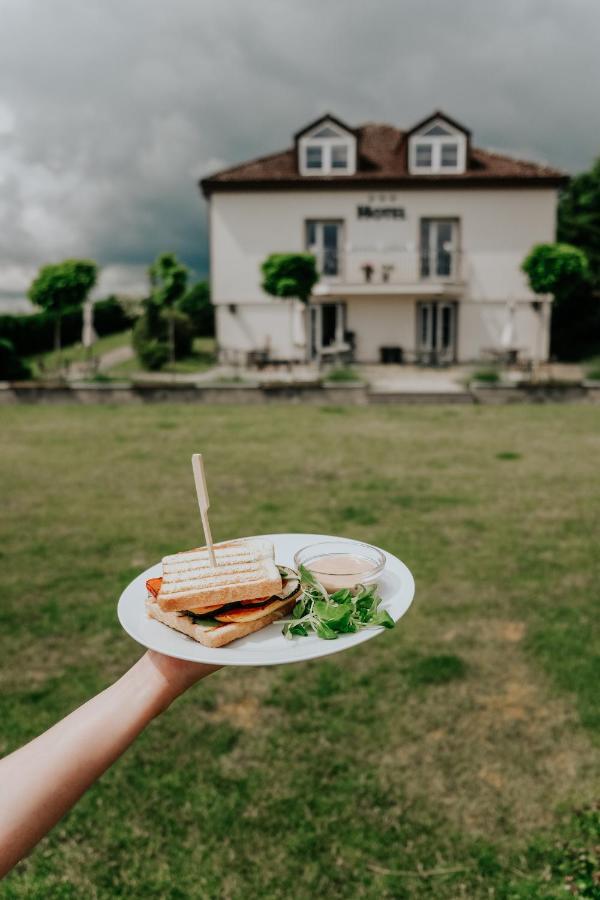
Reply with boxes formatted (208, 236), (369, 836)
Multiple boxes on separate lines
(282, 565), (394, 640)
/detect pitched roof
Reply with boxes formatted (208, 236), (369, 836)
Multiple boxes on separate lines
(201, 121), (567, 195)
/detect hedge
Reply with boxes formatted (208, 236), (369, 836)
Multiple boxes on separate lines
(0, 297), (134, 357)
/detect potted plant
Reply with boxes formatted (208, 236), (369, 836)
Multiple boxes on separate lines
(382, 264), (395, 283)
(361, 262), (374, 283)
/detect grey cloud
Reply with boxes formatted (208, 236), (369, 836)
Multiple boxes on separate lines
(0, 0), (598, 303)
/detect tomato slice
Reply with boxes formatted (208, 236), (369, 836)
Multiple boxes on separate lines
(146, 577), (163, 599)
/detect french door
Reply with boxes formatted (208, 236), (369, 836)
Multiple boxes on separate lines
(420, 219), (459, 279)
(306, 221), (343, 278)
(310, 302), (346, 359)
(417, 301), (457, 364)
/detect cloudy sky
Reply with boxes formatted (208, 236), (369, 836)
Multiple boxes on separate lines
(1, 0), (598, 307)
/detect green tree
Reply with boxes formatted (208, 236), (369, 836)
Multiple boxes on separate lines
(177, 280), (214, 336)
(261, 253), (318, 303)
(521, 243), (589, 295)
(149, 253), (188, 364)
(558, 157), (600, 286)
(28, 259), (98, 355)
(0, 338), (31, 380)
(549, 158), (600, 359)
(261, 253), (319, 359)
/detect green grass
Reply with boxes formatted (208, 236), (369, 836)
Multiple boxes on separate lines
(27, 329), (132, 377)
(1, 405), (599, 899)
(106, 336), (216, 378)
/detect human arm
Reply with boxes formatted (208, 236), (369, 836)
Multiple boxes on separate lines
(0, 651), (216, 878)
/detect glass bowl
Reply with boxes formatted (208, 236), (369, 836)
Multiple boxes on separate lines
(293, 539), (386, 592)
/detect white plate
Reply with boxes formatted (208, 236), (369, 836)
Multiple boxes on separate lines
(117, 533), (415, 667)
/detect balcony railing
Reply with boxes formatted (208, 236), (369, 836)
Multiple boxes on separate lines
(312, 249), (462, 286)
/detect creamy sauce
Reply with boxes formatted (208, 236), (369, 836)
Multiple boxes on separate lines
(307, 554), (377, 591)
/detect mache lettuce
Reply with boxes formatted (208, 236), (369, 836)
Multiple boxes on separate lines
(282, 564), (394, 640)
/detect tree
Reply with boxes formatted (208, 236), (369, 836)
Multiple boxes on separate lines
(28, 259), (98, 355)
(261, 254), (319, 359)
(149, 253), (188, 364)
(261, 253), (319, 303)
(547, 158), (600, 360)
(0, 338), (31, 380)
(177, 280), (214, 336)
(558, 157), (600, 287)
(521, 243), (589, 295)
(521, 243), (593, 362)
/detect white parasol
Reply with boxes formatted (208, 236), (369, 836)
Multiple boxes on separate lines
(500, 300), (516, 349)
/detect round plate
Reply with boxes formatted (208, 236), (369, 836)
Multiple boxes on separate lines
(117, 533), (415, 667)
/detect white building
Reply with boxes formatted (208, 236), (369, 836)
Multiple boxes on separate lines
(201, 111), (566, 365)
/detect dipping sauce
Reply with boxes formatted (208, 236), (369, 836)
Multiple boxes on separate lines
(307, 554), (378, 592)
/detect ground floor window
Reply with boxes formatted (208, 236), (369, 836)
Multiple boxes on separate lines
(417, 300), (458, 363)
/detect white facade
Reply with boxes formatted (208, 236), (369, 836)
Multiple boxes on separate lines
(204, 115), (561, 365)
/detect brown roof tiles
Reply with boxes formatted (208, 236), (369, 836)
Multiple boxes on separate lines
(201, 122), (567, 195)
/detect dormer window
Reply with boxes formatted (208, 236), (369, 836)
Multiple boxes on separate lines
(297, 115), (357, 176)
(306, 146), (323, 169)
(331, 145), (348, 169)
(415, 143), (433, 168)
(408, 113), (468, 174)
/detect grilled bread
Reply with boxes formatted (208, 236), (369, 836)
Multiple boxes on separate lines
(156, 538), (281, 613)
(146, 594), (298, 648)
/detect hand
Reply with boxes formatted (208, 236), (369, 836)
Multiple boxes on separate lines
(144, 650), (220, 705)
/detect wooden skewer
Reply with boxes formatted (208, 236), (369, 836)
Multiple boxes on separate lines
(191, 453), (217, 566)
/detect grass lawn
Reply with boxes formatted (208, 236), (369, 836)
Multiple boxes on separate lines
(106, 336), (216, 378)
(27, 330), (133, 378)
(1, 405), (599, 899)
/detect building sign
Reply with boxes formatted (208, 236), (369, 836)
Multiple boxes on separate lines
(357, 205), (405, 220)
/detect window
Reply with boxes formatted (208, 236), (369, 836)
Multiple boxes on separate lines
(305, 146), (322, 169)
(408, 116), (467, 173)
(441, 143), (458, 167)
(423, 124), (452, 136)
(331, 145), (348, 169)
(298, 118), (356, 175)
(306, 220), (343, 277)
(313, 126), (340, 138)
(415, 143), (433, 168)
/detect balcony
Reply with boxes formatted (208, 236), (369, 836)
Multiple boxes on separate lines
(311, 248), (464, 297)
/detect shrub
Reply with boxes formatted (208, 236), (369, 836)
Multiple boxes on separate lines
(132, 303), (193, 370)
(325, 366), (362, 382)
(0, 338), (32, 380)
(177, 281), (214, 336)
(583, 357), (600, 381)
(472, 368), (501, 384)
(0, 297), (133, 357)
(132, 318), (169, 371)
(93, 297), (135, 336)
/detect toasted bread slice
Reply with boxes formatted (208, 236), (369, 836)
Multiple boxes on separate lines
(157, 538), (281, 613)
(146, 595), (297, 648)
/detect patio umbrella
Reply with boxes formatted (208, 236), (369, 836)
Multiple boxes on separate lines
(292, 299), (306, 349)
(82, 299), (96, 349)
(500, 300), (516, 349)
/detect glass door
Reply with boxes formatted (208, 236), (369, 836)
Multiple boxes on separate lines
(309, 302), (347, 359)
(417, 301), (457, 363)
(306, 221), (343, 278)
(420, 219), (458, 279)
